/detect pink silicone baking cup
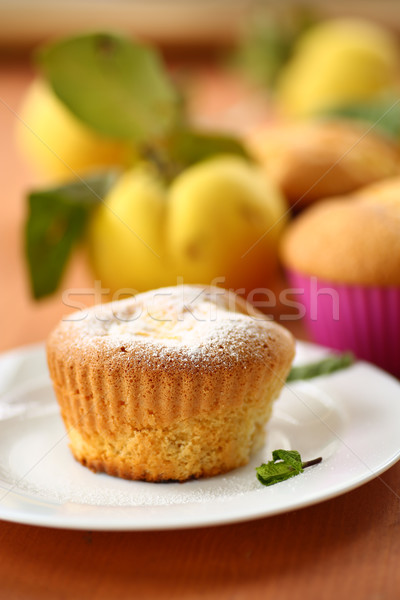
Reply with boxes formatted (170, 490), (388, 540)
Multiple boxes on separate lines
(286, 270), (400, 378)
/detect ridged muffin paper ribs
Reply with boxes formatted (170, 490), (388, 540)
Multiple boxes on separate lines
(287, 271), (400, 378)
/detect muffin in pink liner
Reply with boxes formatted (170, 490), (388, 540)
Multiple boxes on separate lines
(286, 270), (400, 376)
(280, 192), (400, 378)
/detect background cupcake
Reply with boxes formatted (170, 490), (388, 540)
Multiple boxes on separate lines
(247, 119), (400, 209)
(280, 187), (400, 377)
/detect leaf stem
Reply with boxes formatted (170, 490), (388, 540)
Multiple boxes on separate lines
(140, 144), (182, 184)
(302, 457), (322, 469)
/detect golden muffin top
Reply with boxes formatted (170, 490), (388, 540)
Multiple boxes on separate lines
(48, 284), (295, 374)
(280, 193), (400, 285)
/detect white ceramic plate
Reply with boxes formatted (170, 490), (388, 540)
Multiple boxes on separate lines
(0, 341), (399, 531)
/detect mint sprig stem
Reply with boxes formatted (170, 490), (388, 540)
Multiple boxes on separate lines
(301, 457), (323, 469)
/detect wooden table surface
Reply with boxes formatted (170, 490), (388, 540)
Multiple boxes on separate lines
(1, 55), (400, 600)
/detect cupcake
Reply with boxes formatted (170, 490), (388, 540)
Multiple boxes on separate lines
(247, 119), (400, 209)
(280, 194), (400, 376)
(47, 285), (294, 482)
(352, 175), (400, 207)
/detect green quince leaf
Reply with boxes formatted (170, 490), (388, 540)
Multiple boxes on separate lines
(320, 98), (400, 140)
(166, 127), (250, 166)
(231, 7), (316, 87)
(25, 171), (119, 299)
(37, 32), (180, 143)
(139, 128), (250, 184)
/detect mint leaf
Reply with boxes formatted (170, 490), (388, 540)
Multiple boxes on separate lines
(256, 461), (299, 486)
(287, 352), (354, 382)
(272, 449), (302, 470)
(256, 450), (322, 486)
(25, 171), (118, 299)
(37, 32), (180, 143)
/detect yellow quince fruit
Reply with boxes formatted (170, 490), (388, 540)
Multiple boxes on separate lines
(88, 156), (288, 295)
(17, 78), (131, 181)
(276, 18), (400, 117)
(88, 163), (175, 293)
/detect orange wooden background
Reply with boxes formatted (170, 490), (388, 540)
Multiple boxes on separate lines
(1, 56), (400, 600)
